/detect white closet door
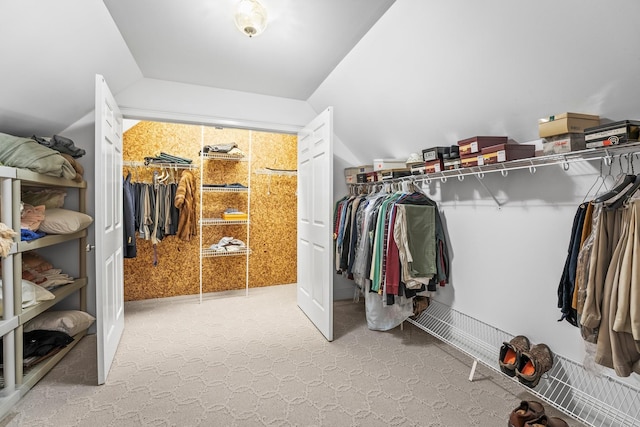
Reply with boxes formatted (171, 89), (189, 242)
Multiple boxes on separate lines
(297, 107), (334, 341)
(94, 74), (125, 384)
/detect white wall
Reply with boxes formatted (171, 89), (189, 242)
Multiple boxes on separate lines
(309, 0), (640, 160)
(115, 78), (317, 133)
(426, 163), (595, 362)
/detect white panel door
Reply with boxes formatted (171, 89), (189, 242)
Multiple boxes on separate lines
(297, 107), (334, 341)
(95, 74), (125, 385)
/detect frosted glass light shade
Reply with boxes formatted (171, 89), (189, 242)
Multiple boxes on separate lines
(234, 0), (268, 37)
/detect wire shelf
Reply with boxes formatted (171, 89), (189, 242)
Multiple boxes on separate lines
(201, 248), (251, 258)
(406, 300), (640, 427)
(200, 218), (249, 226)
(349, 142), (640, 186)
(123, 160), (196, 170)
(201, 153), (247, 161)
(201, 186), (248, 193)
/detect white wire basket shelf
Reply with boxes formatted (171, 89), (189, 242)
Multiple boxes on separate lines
(350, 142), (640, 186)
(123, 160), (196, 170)
(201, 186), (248, 193)
(406, 300), (640, 427)
(201, 152), (247, 161)
(200, 218), (249, 226)
(201, 248), (251, 258)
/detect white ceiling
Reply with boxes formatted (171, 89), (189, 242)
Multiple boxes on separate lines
(103, 0), (396, 100)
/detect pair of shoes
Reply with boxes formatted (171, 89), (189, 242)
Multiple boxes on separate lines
(499, 336), (554, 388)
(499, 335), (530, 377)
(508, 401), (569, 427)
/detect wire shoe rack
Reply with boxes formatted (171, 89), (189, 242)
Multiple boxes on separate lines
(406, 300), (640, 427)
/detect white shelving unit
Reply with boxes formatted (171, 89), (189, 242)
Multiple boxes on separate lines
(199, 139), (252, 301)
(0, 167), (89, 419)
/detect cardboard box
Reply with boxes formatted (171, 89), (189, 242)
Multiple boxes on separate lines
(481, 143), (536, 164)
(424, 159), (444, 174)
(445, 145), (460, 159)
(380, 168), (411, 180)
(422, 147), (449, 162)
(443, 158), (461, 170)
(538, 112), (599, 138)
(408, 162), (426, 175)
(584, 120), (640, 148)
(460, 154), (482, 168)
(542, 133), (586, 155)
(373, 159), (406, 171)
(345, 165), (373, 184)
(458, 136), (508, 156)
(356, 171), (378, 183)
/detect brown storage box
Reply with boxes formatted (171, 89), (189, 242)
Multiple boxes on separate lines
(458, 136), (508, 156)
(357, 171), (378, 183)
(538, 112), (599, 138)
(345, 165), (373, 184)
(481, 143), (535, 164)
(542, 133), (586, 155)
(460, 154), (481, 168)
(424, 159), (444, 174)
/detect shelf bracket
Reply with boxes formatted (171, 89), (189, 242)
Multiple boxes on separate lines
(474, 174), (502, 209)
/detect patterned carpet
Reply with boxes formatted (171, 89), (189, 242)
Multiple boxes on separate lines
(1, 284), (584, 426)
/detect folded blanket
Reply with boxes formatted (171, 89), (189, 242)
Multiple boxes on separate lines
(0, 133), (76, 180)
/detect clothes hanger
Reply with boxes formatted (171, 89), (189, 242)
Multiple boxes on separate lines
(606, 156), (640, 210)
(593, 155), (635, 203)
(606, 175), (640, 210)
(582, 158), (607, 203)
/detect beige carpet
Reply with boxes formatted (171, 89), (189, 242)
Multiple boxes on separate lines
(1, 284), (584, 426)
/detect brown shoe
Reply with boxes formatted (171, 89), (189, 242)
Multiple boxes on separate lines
(524, 414), (569, 427)
(411, 296), (430, 318)
(516, 343), (554, 388)
(499, 335), (530, 377)
(508, 400), (545, 427)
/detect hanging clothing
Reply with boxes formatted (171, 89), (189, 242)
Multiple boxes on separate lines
(122, 168), (181, 259)
(123, 172), (137, 258)
(335, 184), (450, 331)
(175, 170), (197, 241)
(569, 176), (640, 377)
(557, 204), (587, 326)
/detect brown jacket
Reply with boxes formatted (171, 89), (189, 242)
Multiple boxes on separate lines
(174, 170), (197, 241)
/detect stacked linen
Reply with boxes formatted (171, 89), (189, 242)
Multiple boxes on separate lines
(209, 236), (247, 253)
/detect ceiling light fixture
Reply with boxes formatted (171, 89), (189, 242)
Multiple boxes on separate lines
(234, 0), (268, 38)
